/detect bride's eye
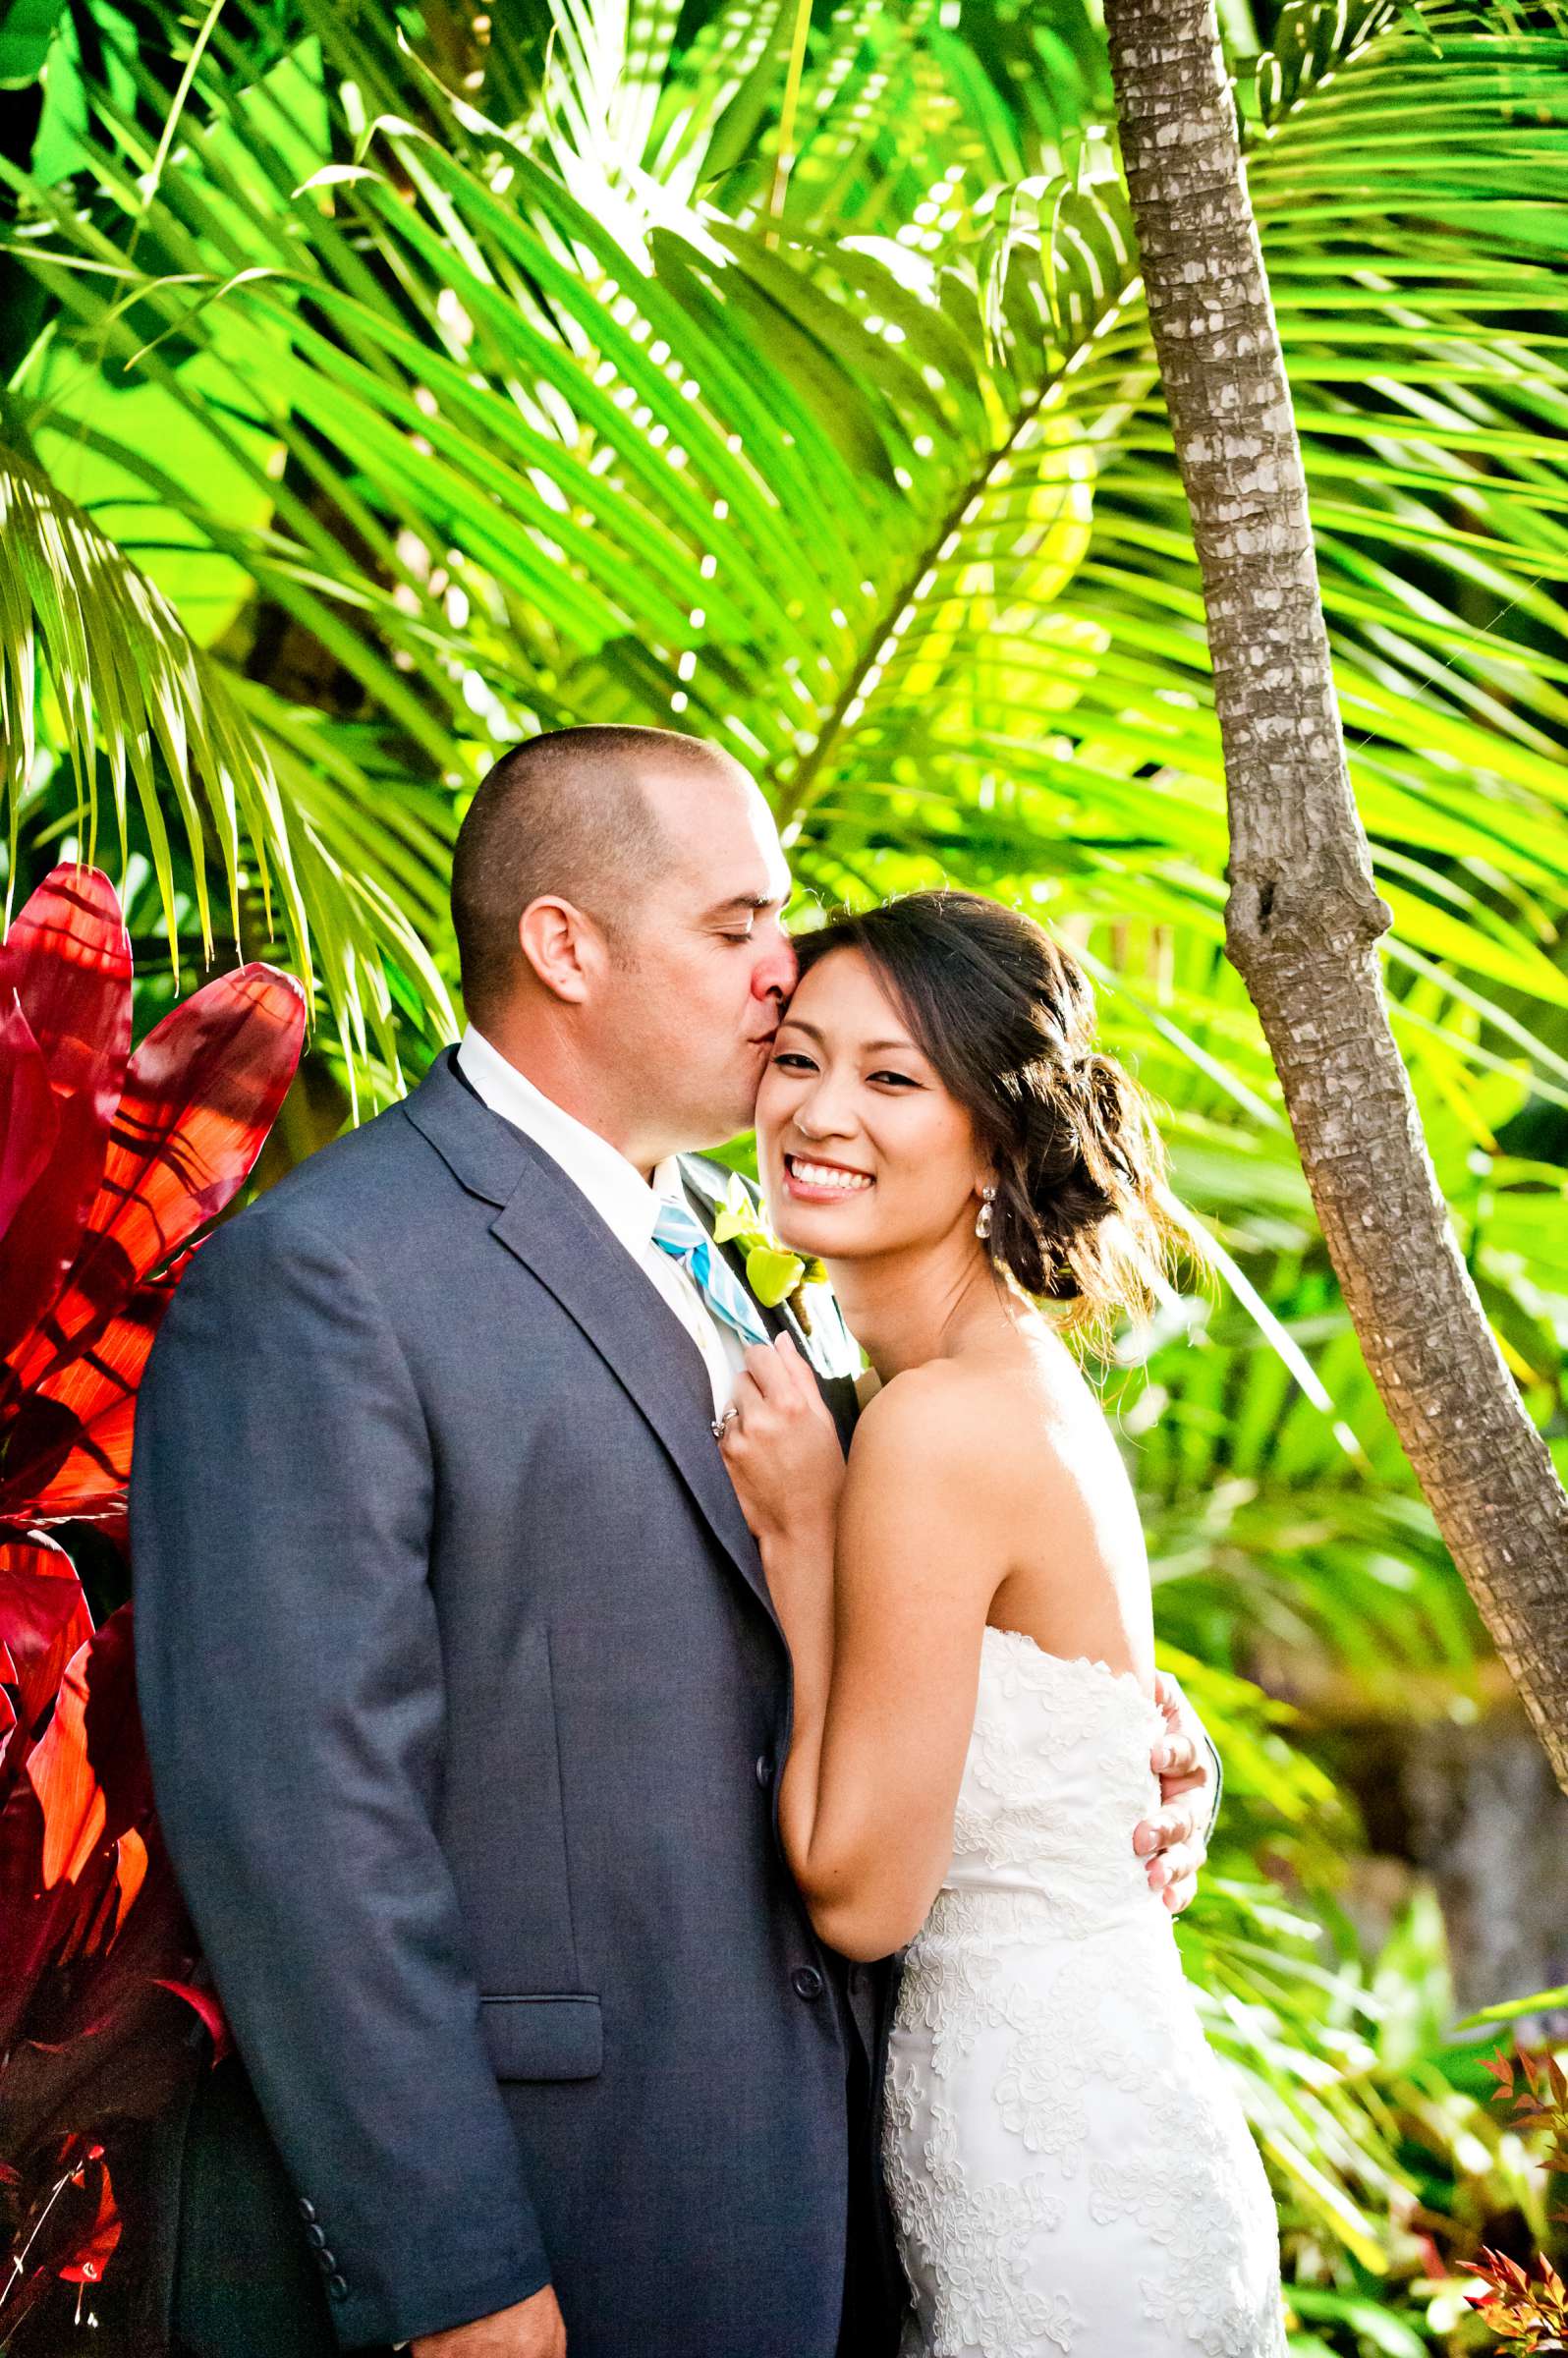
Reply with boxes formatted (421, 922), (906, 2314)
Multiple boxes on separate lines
(770, 1050), (816, 1072)
(869, 1069), (919, 1089)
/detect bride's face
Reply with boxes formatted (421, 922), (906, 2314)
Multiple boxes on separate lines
(755, 948), (989, 1263)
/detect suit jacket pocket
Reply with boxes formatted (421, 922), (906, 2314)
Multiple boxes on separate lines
(443, 1623), (583, 1994)
(479, 1993), (602, 2082)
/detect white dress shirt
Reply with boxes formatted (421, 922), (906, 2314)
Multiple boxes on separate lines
(455, 1025), (746, 1419)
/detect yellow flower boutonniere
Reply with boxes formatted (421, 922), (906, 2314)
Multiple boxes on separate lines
(711, 1176), (828, 1328)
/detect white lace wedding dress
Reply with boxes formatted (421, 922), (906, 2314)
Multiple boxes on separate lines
(883, 1626), (1286, 2357)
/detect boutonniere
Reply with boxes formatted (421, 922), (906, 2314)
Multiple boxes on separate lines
(711, 1176), (828, 1327)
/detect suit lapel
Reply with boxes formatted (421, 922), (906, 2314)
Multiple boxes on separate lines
(404, 1053), (777, 1627)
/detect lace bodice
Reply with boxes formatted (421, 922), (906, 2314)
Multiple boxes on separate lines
(947, 1628), (1164, 1938)
(884, 1627), (1286, 2358)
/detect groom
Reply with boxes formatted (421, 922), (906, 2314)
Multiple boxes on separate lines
(132, 724), (1216, 2358)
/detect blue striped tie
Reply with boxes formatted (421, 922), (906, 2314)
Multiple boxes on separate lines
(651, 1196), (769, 1348)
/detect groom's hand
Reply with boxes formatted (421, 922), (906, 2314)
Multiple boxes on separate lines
(1132, 1671), (1213, 1915)
(411, 2287), (566, 2357)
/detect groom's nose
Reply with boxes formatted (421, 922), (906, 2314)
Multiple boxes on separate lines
(751, 927), (798, 1006)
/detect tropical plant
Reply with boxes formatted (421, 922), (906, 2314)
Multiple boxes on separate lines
(0, 866), (305, 1557)
(2, 1), (1566, 1158)
(1464, 2046), (1568, 2352)
(0, 862), (303, 2344)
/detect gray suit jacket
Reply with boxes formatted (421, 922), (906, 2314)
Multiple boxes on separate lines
(131, 1046), (900, 2357)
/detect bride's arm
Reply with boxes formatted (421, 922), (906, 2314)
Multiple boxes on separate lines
(722, 1342), (1000, 1963)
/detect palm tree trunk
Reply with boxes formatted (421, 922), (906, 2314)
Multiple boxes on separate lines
(1099, 0), (1568, 1786)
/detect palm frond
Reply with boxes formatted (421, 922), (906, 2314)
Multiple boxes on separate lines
(0, 444), (455, 1097)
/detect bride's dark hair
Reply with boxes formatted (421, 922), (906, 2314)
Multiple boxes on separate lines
(791, 890), (1206, 1347)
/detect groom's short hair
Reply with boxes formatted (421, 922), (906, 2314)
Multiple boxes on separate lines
(452, 724), (736, 1018)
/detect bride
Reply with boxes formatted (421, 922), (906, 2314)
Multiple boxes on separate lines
(718, 889), (1286, 2358)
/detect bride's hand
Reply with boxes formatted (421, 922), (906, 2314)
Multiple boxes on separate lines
(718, 1336), (845, 1544)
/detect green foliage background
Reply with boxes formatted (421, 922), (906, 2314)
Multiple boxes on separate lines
(3, 0), (1568, 2345)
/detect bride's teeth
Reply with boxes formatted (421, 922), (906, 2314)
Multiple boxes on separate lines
(791, 1158), (871, 1191)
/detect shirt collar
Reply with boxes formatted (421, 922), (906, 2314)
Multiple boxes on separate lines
(456, 1024), (696, 1260)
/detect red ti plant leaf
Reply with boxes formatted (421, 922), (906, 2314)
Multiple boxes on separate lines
(7, 961), (307, 1406)
(0, 2139), (125, 2341)
(7, 1275), (177, 1529)
(57, 2151), (120, 2284)
(0, 1756), (88, 2059)
(76, 1606), (152, 1841)
(0, 899), (296, 2343)
(0, 1534), (92, 1772)
(112, 1828), (147, 1936)
(153, 1978), (233, 2062)
(0, 870), (132, 1366)
(26, 1633), (107, 1890)
(0, 1604), (214, 2115)
(13, 1607), (148, 1912)
(0, 991), (58, 1242)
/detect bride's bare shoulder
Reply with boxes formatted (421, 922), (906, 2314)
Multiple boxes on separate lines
(847, 1349), (1062, 1495)
(869, 1322), (1126, 1503)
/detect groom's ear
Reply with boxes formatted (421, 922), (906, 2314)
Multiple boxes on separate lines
(518, 894), (605, 1004)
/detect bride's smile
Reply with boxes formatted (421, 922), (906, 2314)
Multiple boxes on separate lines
(781, 1153), (875, 1199)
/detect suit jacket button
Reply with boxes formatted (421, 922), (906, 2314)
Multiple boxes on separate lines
(327, 2275), (349, 2302)
(305, 2224), (326, 2249)
(755, 1753), (771, 1787)
(298, 2199), (316, 2222)
(792, 1965), (824, 2001)
(317, 2250), (336, 2272)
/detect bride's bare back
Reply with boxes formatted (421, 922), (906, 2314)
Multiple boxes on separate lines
(962, 1319), (1157, 1698)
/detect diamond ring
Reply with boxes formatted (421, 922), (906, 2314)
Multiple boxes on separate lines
(710, 1407), (739, 1439)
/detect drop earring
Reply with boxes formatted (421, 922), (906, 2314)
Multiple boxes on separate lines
(975, 1184), (996, 1241)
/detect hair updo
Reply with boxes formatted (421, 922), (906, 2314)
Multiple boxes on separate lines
(791, 890), (1204, 1349)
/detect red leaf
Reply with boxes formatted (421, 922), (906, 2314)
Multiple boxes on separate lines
(153, 1978), (233, 2061)
(112, 1827), (147, 1936)
(0, 989), (58, 1242)
(12, 1277), (176, 1523)
(0, 1739), (199, 2092)
(25, 1632), (105, 1889)
(77, 1606), (151, 1836)
(16, 1605), (143, 1902)
(9, 963), (306, 1398)
(0, 1533), (93, 1770)
(0, 1772), (106, 2053)
(1480, 2047), (1517, 2095)
(57, 2153), (121, 2284)
(0, 869), (132, 1363)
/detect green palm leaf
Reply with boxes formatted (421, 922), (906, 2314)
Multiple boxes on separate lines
(0, 442), (455, 1094)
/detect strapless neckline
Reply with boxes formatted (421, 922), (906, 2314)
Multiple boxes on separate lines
(980, 1621), (1154, 1707)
